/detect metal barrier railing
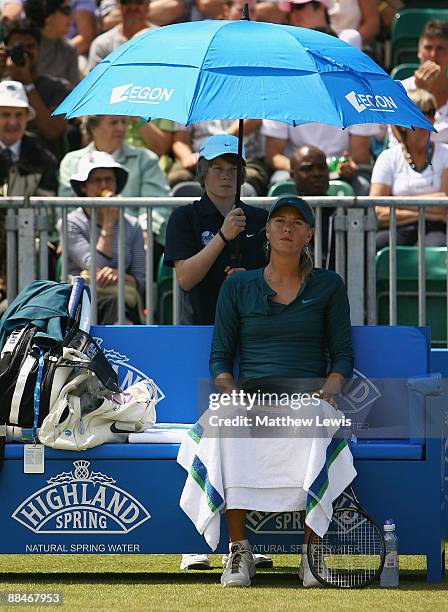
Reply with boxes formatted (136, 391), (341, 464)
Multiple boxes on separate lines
(2, 196), (448, 333)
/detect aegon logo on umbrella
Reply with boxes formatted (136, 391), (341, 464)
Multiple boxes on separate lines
(110, 84), (174, 105)
(345, 91), (398, 113)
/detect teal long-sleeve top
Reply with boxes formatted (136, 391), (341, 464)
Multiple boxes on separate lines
(209, 268), (353, 383)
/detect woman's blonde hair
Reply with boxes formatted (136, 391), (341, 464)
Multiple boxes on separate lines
(407, 88), (436, 111)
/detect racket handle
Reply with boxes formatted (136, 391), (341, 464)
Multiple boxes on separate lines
(68, 276), (85, 319)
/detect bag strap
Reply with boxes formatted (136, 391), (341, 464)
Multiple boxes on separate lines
(0, 423), (5, 472)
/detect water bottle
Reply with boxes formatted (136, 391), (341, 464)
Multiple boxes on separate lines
(380, 519), (399, 587)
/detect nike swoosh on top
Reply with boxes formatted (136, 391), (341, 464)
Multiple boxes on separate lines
(302, 298), (315, 304)
(246, 234), (255, 238)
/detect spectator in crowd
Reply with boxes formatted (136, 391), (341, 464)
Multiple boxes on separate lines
(24, 0), (80, 87)
(58, 115), (169, 199)
(88, 0), (156, 71)
(164, 134), (267, 324)
(400, 20), (448, 144)
(169, 121), (269, 196)
(97, 0), (185, 29)
(0, 80), (58, 196)
(376, 0), (403, 38)
(58, 114), (170, 258)
(279, 0), (364, 50)
(165, 132), (272, 571)
(67, 0), (98, 58)
(0, 80), (58, 309)
(0, 18), (72, 159)
(370, 89), (448, 250)
(126, 116), (175, 176)
(279, 0), (330, 29)
(2, 0), (97, 58)
(327, 0), (379, 44)
(262, 116), (377, 195)
(290, 145), (336, 269)
(63, 150), (146, 324)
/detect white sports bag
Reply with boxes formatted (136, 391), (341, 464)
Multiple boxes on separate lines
(39, 369), (164, 451)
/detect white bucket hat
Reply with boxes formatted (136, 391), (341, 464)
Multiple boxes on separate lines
(0, 80), (35, 120)
(70, 150), (129, 196)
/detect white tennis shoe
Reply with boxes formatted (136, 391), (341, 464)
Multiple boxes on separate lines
(222, 552), (273, 569)
(180, 554), (211, 570)
(221, 541), (256, 587)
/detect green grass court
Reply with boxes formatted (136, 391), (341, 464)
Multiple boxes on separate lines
(1, 552), (448, 611)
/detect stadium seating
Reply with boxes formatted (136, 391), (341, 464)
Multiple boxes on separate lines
(268, 180), (354, 198)
(391, 8), (448, 66)
(376, 246), (447, 346)
(169, 181), (203, 197)
(267, 180), (295, 197)
(326, 180), (355, 197)
(1, 325), (445, 581)
(390, 63), (419, 81)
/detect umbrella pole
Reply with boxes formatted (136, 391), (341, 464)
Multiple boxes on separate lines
(235, 118), (244, 206)
(234, 1), (250, 206)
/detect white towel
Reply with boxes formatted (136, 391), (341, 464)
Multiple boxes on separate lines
(177, 422), (225, 550)
(177, 399), (357, 550)
(128, 423), (192, 444)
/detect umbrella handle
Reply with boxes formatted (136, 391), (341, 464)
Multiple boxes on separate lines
(234, 118), (244, 208)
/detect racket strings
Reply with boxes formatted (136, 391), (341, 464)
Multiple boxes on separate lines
(310, 508), (384, 588)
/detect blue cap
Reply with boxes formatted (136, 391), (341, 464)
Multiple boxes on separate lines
(268, 196), (315, 227)
(198, 134), (246, 161)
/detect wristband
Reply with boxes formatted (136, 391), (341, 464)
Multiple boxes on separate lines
(218, 229), (229, 244)
(100, 229), (113, 238)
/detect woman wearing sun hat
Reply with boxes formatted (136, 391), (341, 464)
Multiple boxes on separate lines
(61, 150), (146, 324)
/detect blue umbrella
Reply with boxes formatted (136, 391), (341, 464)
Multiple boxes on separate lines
(55, 14), (434, 202)
(55, 19), (433, 131)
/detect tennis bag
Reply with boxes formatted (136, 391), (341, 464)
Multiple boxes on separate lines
(0, 280), (119, 468)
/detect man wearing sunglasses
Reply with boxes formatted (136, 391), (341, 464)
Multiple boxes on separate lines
(88, 0), (156, 71)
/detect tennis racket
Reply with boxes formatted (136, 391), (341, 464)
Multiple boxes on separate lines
(68, 276), (85, 319)
(307, 486), (385, 588)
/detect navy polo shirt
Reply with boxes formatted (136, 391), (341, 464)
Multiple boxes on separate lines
(164, 195), (268, 325)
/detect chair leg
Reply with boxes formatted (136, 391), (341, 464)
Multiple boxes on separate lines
(426, 544), (445, 582)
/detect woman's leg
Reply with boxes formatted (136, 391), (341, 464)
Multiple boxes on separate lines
(225, 509), (247, 542)
(304, 523), (312, 544)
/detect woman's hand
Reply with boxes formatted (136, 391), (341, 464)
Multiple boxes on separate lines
(97, 207), (118, 228)
(318, 373), (344, 407)
(96, 266), (118, 287)
(221, 207), (246, 241)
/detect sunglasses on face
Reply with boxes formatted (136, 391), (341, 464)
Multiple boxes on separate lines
(120, 0), (146, 5)
(57, 5), (72, 15)
(423, 108), (436, 118)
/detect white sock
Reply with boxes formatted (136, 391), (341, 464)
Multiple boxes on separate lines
(302, 544), (308, 554)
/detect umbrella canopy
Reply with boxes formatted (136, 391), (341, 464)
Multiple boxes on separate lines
(55, 19), (434, 133)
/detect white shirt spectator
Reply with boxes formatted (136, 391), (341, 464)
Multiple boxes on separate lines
(328, 0), (362, 33)
(371, 142), (448, 196)
(261, 119), (379, 159)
